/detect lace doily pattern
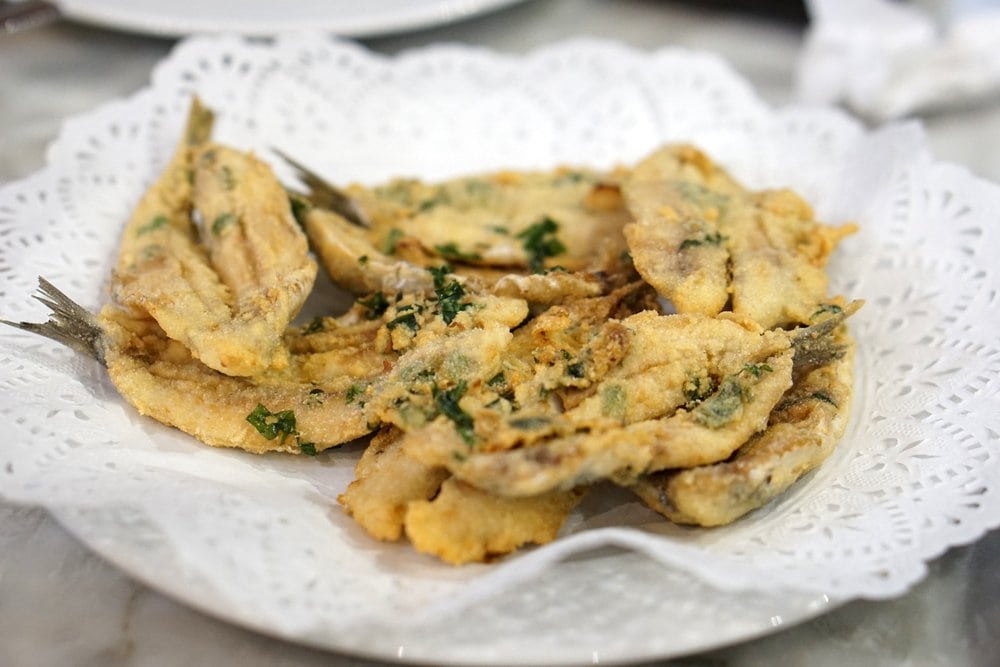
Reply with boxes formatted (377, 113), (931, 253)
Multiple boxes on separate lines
(1, 34), (998, 663)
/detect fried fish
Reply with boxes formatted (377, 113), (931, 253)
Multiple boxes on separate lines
(113, 100), (317, 376)
(623, 144), (856, 328)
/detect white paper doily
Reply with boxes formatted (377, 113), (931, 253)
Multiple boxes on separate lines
(1, 35), (999, 665)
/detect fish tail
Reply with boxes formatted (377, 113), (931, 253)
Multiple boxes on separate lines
(1, 277), (105, 362)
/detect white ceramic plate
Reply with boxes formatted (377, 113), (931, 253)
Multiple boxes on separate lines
(1, 35), (998, 665)
(55, 0), (528, 37)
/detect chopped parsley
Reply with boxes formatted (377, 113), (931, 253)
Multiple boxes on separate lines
(429, 265), (472, 324)
(517, 216), (566, 273)
(487, 371), (506, 388)
(679, 231), (725, 250)
(509, 416), (551, 430)
(136, 215), (168, 236)
(211, 212), (237, 235)
(357, 291), (390, 319)
(433, 381), (475, 444)
(693, 377), (745, 428)
(813, 303), (844, 318)
(601, 385), (626, 421)
(464, 179), (493, 197)
(246, 404), (319, 454)
(741, 363), (774, 379)
(811, 391), (837, 406)
(346, 384), (364, 404)
(416, 190), (451, 213)
(219, 165), (236, 190)
(246, 404), (298, 443)
(358, 254), (370, 266)
(433, 242), (482, 262)
(386, 312), (419, 332)
(383, 228), (404, 255)
(567, 361), (586, 378)
(289, 194), (310, 228)
(556, 171), (586, 185)
(683, 376), (715, 406)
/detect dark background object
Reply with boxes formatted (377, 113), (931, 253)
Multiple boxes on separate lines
(667, 0), (808, 23)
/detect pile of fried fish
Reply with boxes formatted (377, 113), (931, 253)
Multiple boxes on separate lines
(11, 100), (861, 564)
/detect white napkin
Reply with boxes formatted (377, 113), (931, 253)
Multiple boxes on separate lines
(797, 0), (1000, 119)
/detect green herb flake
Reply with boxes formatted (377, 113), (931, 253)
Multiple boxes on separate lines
(601, 385), (627, 421)
(298, 441), (318, 456)
(346, 384), (364, 404)
(567, 361), (586, 378)
(811, 391), (838, 406)
(433, 242), (482, 262)
(741, 363), (774, 379)
(136, 215), (168, 236)
(429, 265), (472, 324)
(386, 312), (419, 332)
(490, 225), (510, 235)
(556, 171), (586, 185)
(219, 165), (236, 190)
(357, 291), (390, 320)
(141, 244), (163, 261)
(813, 303), (844, 319)
(433, 381), (476, 444)
(517, 216), (567, 273)
(211, 212), (238, 235)
(487, 371), (506, 388)
(509, 416), (551, 430)
(683, 376), (715, 406)
(383, 228), (404, 255)
(289, 194), (310, 228)
(246, 404), (298, 443)
(416, 190), (451, 213)
(679, 231), (725, 250)
(464, 179), (493, 197)
(693, 377), (745, 428)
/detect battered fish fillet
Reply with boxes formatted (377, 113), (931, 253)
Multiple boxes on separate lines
(405, 479), (588, 565)
(623, 144), (856, 328)
(9, 276), (528, 454)
(338, 427), (450, 541)
(297, 165), (632, 304)
(8, 281), (370, 453)
(403, 312), (807, 496)
(338, 427), (586, 564)
(631, 325), (856, 526)
(113, 100), (317, 376)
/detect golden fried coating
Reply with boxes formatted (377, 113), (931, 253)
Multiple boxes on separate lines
(338, 428), (449, 541)
(623, 144), (856, 328)
(632, 326), (856, 526)
(347, 168), (631, 270)
(404, 479), (588, 565)
(113, 101), (317, 376)
(301, 166), (632, 307)
(403, 311), (804, 496)
(98, 306), (370, 454)
(302, 207), (435, 295)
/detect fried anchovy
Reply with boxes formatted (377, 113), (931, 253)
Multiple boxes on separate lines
(2, 277), (104, 362)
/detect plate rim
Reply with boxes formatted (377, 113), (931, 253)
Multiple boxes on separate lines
(55, 0), (529, 37)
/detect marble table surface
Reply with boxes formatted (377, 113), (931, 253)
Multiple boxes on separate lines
(2, 1), (999, 665)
